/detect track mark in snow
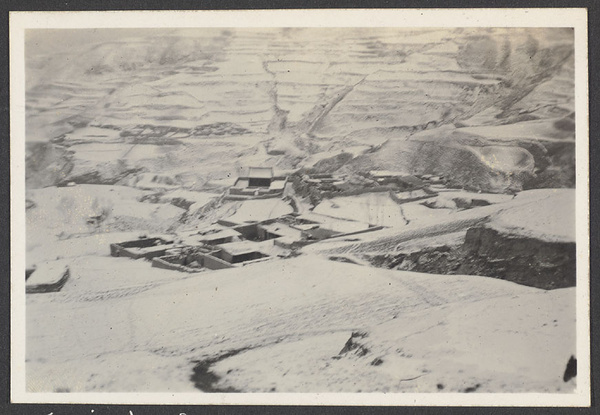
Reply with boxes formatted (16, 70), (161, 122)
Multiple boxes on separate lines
(399, 374), (425, 382)
(394, 277), (447, 307)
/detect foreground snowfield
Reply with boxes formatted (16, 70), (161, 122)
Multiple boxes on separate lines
(211, 285), (574, 393)
(26, 254), (575, 393)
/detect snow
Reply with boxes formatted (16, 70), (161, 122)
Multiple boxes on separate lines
(488, 189), (575, 242)
(260, 222), (303, 240)
(247, 167), (273, 179)
(469, 145), (535, 174)
(196, 227), (241, 241)
(68, 143), (133, 163)
(313, 193), (409, 227)
(26, 185), (148, 239)
(57, 255), (198, 297)
(370, 170), (407, 177)
(367, 69), (501, 86)
(26, 185), (184, 266)
(303, 189), (568, 256)
(223, 199), (294, 224)
(26, 255), (573, 392)
(26, 351), (197, 393)
(269, 179), (287, 191)
(299, 212), (371, 234)
(421, 192), (508, 210)
(26, 260), (69, 289)
(122, 145), (168, 162)
(160, 189), (219, 208)
(393, 231), (468, 253)
(432, 191), (514, 205)
(27, 232), (141, 268)
(210, 288), (575, 393)
(459, 118), (575, 142)
(217, 240), (268, 256)
(62, 126), (122, 143)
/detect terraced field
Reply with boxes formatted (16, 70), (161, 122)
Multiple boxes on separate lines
(26, 27), (574, 193)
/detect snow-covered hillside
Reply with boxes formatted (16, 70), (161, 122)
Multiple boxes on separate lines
(26, 255), (575, 393)
(25, 27), (574, 193)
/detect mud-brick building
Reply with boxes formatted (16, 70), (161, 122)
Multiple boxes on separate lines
(228, 167), (288, 199)
(110, 236), (174, 260)
(215, 241), (270, 264)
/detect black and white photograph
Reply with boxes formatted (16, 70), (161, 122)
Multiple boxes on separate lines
(9, 9), (590, 406)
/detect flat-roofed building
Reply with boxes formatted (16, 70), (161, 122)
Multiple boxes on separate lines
(110, 236), (174, 260)
(215, 241), (270, 264)
(228, 166), (289, 199)
(26, 260), (70, 293)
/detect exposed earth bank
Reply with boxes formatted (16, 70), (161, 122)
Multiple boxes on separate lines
(358, 189), (576, 289)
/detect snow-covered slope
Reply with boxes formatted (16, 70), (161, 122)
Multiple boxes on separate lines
(210, 286), (575, 393)
(26, 255), (575, 393)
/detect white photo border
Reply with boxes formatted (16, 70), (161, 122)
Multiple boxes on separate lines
(9, 8), (590, 406)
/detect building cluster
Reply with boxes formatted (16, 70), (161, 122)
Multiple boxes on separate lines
(27, 166), (456, 290)
(110, 208), (383, 274)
